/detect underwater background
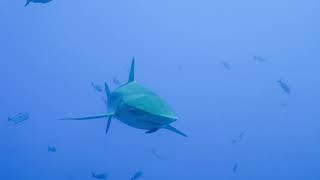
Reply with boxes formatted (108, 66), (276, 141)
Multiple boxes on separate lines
(1, 0), (320, 179)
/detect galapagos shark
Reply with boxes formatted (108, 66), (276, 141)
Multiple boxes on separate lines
(61, 58), (187, 137)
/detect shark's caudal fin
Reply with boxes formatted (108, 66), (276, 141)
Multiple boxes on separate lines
(164, 125), (188, 137)
(60, 113), (113, 120)
(128, 58), (135, 83)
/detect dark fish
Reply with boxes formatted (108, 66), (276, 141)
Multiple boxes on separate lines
(131, 171), (143, 180)
(8, 112), (29, 124)
(25, 0), (52, 6)
(221, 62), (232, 70)
(91, 82), (103, 92)
(253, 56), (266, 62)
(48, 146), (56, 152)
(233, 162), (238, 173)
(278, 80), (291, 94)
(92, 173), (108, 179)
(113, 77), (121, 86)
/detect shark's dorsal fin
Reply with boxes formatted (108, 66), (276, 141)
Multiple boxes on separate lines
(104, 82), (110, 99)
(128, 58), (135, 83)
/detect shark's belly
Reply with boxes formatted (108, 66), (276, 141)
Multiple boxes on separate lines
(116, 115), (162, 130)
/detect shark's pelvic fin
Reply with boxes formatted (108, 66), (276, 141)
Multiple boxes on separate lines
(145, 128), (159, 134)
(104, 82), (110, 99)
(105, 116), (112, 134)
(60, 113), (113, 120)
(164, 125), (188, 137)
(128, 58), (135, 83)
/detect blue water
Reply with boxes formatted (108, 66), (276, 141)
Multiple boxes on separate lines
(1, 0), (320, 179)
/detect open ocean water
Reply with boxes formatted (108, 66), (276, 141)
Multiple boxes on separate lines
(1, 0), (320, 179)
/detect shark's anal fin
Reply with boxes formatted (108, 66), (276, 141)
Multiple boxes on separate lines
(60, 113), (113, 120)
(105, 116), (112, 134)
(164, 125), (188, 137)
(128, 58), (135, 83)
(145, 128), (159, 134)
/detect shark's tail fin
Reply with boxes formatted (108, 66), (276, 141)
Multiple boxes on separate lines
(25, 0), (31, 6)
(128, 57), (135, 83)
(91, 173), (95, 177)
(8, 117), (11, 122)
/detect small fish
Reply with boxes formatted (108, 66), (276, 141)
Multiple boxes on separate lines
(48, 146), (57, 152)
(8, 112), (29, 124)
(280, 103), (288, 106)
(277, 80), (291, 94)
(253, 56), (266, 62)
(152, 149), (161, 159)
(91, 82), (103, 92)
(221, 62), (232, 70)
(92, 173), (108, 179)
(131, 171), (143, 180)
(232, 130), (247, 143)
(113, 77), (121, 86)
(25, 0), (52, 6)
(238, 130), (247, 141)
(178, 65), (183, 70)
(233, 162), (238, 173)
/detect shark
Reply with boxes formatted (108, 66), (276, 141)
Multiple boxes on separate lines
(61, 58), (187, 137)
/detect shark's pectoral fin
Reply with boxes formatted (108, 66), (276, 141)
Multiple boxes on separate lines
(60, 113), (114, 121)
(105, 116), (112, 134)
(164, 125), (188, 137)
(145, 128), (159, 134)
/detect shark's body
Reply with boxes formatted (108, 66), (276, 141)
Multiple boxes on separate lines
(62, 59), (187, 137)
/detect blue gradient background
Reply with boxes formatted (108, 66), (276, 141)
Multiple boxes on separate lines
(1, 0), (320, 179)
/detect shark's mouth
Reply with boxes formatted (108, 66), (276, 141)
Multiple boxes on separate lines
(140, 120), (164, 126)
